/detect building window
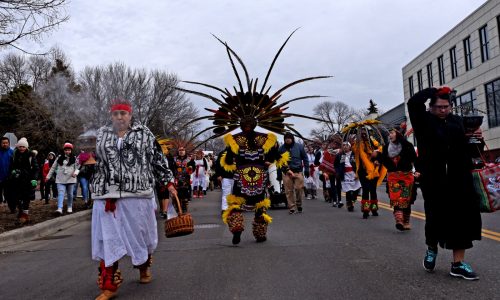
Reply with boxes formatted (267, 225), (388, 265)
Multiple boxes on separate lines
(479, 25), (490, 62)
(438, 55), (445, 85)
(426, 63), (433, 87)
(485, 79), (500, 128)
(463, 37), (473, 71)
(455, 90), (477, 116)
(408, 76), (414, 97)
(450, 47), (458, 79)
(417, 70), (423, 91)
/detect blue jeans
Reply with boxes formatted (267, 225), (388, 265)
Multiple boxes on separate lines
(79, 177), (89, 202)
(57, 183), (75, 209)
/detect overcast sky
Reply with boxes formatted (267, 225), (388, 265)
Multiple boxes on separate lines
(26, 0), (488, 136)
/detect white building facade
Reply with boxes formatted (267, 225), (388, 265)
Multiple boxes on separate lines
(403, 0), (500, 155)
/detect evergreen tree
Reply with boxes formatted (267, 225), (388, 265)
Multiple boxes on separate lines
(367, 99), (378, 115)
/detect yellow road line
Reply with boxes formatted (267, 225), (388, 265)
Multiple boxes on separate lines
(340, 193), (500, 242)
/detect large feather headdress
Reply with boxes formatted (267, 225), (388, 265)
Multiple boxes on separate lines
(176, 30), (331, 148)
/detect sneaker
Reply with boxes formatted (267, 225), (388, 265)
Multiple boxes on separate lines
(337, 202), (344, 208)
(55, 208), (63, 215)
(67, 207), (73, 213)
(423, 248), (438, 272)
(297, 207), (303, 213)
(450, 262), (479, 280)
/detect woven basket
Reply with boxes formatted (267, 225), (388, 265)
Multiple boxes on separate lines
(165, 194), (194, 238)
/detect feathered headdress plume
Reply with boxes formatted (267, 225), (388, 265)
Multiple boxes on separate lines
(175, 29), (331, 148)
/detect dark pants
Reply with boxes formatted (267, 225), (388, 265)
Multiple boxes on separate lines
(346, 190), (359, 208)
(359, 176), (378, 200)
(321, 175), (341, 203)
(41, 180), (58, 201)
(0, 180), (8, 203)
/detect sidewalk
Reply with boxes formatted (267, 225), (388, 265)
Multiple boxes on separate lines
(0, 208), (91, 248)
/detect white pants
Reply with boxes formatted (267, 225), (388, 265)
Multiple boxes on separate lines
(221, 178), (235, 210)
(192, 174), (206, 190)
(91, 197), (158, 267)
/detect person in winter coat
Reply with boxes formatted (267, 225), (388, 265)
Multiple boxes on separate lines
(0, 136), (14, 211)
(9, 137), (39, 224)
(90, 99), (177, 300)
(279, 132), (309, 214)
(41, 152), (58, 204)
(78, 150), (96, 208)
(46, 142), (80, 214)
(408, 86), (482, 280)
(373, 126), (418, 231)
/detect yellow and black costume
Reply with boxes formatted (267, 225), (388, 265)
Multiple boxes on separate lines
(177, 30), (329, 244)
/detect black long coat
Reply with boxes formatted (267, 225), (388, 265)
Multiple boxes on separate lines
(408, 88), (481, 248)
(9, 149), (39, 201)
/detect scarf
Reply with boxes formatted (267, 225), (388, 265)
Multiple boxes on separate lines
(388, 142), (402, 158)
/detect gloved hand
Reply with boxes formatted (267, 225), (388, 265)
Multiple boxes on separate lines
(31, 180), (37, 187)
(304, 171), (310, 178)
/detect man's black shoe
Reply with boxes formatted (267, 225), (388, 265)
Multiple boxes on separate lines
(362, 212), (369, 219)
(297, 207), (303, 213)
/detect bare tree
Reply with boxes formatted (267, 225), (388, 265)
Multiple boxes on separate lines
(0, 51), (52, 93)
(310, 101), (358, 140)
(78, 62), (199, 137)
(0, 0), (69, 53)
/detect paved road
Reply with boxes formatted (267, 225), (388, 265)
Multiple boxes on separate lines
(0, 188), (499, 299)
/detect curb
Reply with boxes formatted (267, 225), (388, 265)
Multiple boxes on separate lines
(0, 210), (92, 248)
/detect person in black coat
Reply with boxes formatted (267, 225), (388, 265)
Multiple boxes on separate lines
(408, 86), (481, 280)
(373, 126), (417, 231)
(9, 137), (39, 224)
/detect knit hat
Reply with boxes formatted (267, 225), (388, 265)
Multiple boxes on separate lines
(16, 137), (29, 148)
(63, 142), (73, 150)
(48, 152), (56, 157)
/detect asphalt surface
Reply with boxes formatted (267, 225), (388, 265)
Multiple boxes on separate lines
(0, 188), (499, 300)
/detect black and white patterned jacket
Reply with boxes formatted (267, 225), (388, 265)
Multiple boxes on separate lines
(91, 121), (174, 199)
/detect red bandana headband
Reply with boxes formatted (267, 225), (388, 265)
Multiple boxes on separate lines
(110, 103), (132, 113)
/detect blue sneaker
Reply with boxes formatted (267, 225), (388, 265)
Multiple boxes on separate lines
(450, 262), (479, 280)
(423, 249), (437, 272)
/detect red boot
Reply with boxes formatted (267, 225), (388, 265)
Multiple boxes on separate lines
(96, 261), (123, 300)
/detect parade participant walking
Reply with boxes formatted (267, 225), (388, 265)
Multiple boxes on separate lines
(279, 132), (309, 214)
(9, 137), (39, 224)
(78, 151), (96, 209)
(352, 129), (387, 219)
(41, 152), (58, 204)
(46, 142), (79, 215)
(334, 142), (361, 212)
(373, 126), (417, 231)
(0, 136), (14, 210)
(191, 150), (208, 198)
(317, 139), (343, 207)
(91, 99), (177, 299)
(214, 149), (235, 215)
(408, 86), (481, 280)
(305, 146), (318, 200)
(177, 31), (328, 245)
(171, 146), (194, 214)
